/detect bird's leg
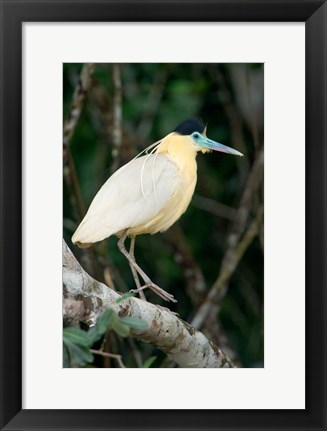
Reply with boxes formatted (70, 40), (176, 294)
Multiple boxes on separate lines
(129, 236), (146, 301)
(117, 231), (177, 303)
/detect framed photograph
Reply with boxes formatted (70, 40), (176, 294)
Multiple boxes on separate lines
(1, 1), (326, 430)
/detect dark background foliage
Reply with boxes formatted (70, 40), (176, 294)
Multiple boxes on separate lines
(63, 63), (264, 368)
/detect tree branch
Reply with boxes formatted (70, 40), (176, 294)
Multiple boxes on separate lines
(63, 63), (99, 278)
(111, 64), (122, 172)
(136, 68), (168, 142)
(192, 205), (263, 330)
(192, 148), (264, 330)
(63, 240), (235, 368)
(63, 63), (96, 218)
(164, 223), (207, 308)
(90, 349), (126, 368)
(63, 63), (96, 150)
(63, 63), (95, 220)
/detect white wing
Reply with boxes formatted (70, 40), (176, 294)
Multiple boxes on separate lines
(72, 154), (179, 245)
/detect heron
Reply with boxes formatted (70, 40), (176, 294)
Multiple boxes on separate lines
(72, 119), (243, 303)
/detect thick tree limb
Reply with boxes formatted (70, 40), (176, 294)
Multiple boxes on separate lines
(63, 240), (235, 368)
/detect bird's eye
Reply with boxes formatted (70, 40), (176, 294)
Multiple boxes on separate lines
(193, 133), (200, 139)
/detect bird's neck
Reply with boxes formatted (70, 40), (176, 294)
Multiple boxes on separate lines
(156, 133), (197, 179)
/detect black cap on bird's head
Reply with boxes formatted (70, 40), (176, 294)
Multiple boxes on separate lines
(173, 118), (244, 157)
(174, 118), (206, 136)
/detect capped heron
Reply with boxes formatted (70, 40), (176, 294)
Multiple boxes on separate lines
(72, 119), (243, 303)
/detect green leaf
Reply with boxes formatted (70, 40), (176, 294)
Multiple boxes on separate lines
(63, 342), (70, 368)
(120, 316), (149, 330)
(116, 292), (134, 303)
(63, 338), (93, 367)
(142, 356), (157, 368)
(63, 327), (92, 347)
(111, 319), (131, 337)
(96, 309), (115, 335)
(88, 309), (115, 343)
(87, 326), (100, 344)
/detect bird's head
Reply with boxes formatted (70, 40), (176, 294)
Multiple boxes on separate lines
(174, 119), (243, 157)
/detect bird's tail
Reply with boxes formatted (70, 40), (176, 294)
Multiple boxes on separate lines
(72, 240), (92, 249)
(71, 216), (105, 249)
(71, 222), (92, 248)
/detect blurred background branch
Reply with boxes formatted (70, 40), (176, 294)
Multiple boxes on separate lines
(111, 64), (122, 172)
(192, 147), (263, 325)
(63, 63), (96, 151)
(63, 63), (99, 278)
(63, 63), (96, 219)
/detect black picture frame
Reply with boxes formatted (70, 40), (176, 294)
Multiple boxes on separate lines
(1, 1), (326, 430)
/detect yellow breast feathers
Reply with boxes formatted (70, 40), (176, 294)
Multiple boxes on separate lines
(128, 133), (198, 236)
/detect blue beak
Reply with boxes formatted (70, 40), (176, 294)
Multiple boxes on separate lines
(203, 137), (243, 157)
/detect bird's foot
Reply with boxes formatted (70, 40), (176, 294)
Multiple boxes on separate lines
(130, 283), (177, 303)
